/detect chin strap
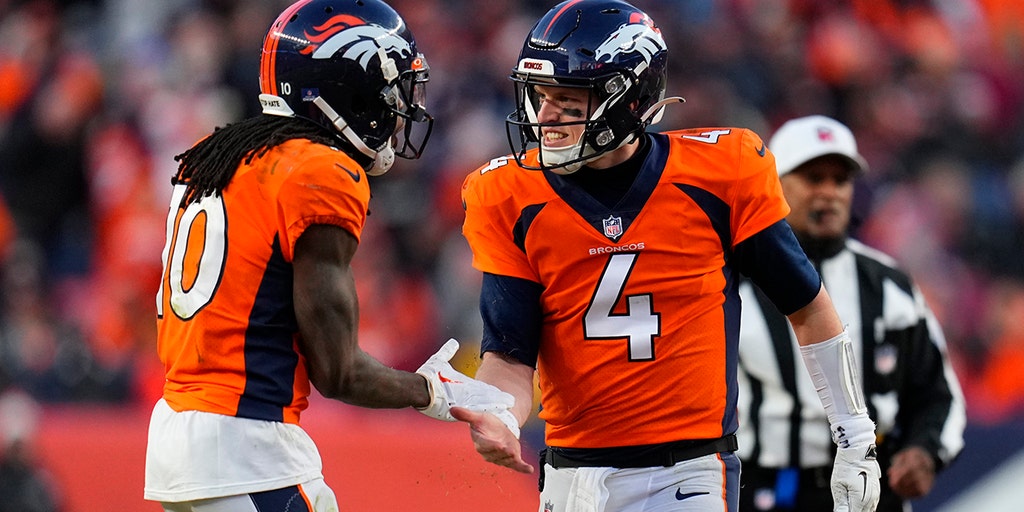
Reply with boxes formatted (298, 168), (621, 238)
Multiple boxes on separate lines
(540, 143), (589, 175)
(312, 96), (395, 176)
(259, 93), (394, 176)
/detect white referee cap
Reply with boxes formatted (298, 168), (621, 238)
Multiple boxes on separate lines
(769, 115), (869, 177)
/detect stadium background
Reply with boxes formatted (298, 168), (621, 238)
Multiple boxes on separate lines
(0, 0), (1022, 510)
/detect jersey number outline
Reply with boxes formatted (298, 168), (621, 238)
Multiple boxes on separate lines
(156, 184), (228, 320)
(583, 253), (661, 361)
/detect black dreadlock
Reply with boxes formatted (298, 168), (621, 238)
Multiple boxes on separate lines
(172, 115), (354, 207)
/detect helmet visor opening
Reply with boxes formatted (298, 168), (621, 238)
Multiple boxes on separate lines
(506, 76), (619, 172)
(391, 67), (432, 160)
(511, 75), (596, 139)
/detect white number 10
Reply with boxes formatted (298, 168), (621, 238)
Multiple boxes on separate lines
(156, 184), (227, 320)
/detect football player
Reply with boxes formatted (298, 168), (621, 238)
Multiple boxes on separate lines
(453, 1), (881, 511)
(144, 1), (515, 511)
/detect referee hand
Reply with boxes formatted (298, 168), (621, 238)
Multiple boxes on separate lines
(888, 446), (936, 498)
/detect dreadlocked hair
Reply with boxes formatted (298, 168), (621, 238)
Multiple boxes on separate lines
(172, 115), (346, 207)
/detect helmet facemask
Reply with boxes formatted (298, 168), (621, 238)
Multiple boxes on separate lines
(306, 50), (433, 176)
(386, 61), (433, 163)
(508, 69), (651, 174)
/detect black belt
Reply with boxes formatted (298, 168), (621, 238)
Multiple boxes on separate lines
(544, 434), (738, 469)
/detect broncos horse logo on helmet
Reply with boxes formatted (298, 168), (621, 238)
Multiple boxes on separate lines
(593, 13), (666, 66)
(260, 0), (433, 176)
(303, 15), (415, 70)
(506, 0), (681, 174)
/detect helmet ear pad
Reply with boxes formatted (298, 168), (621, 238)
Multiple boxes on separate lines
(589, 87), (642, 150)
(296, 80), (398, 152)
(552, 73), (662, 166)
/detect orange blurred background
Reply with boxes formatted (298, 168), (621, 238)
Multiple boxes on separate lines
(35, 401), (539, 512)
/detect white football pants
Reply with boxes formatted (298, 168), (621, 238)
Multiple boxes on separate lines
(538, 452), (740, 512)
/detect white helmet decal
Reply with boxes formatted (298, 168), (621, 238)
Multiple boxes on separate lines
(594, 22), (665, 65)
(311, 24), (413, 70)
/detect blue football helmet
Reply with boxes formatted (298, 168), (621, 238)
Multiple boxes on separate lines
(506, 0), (678, 174)
(259, 0), (433, 175)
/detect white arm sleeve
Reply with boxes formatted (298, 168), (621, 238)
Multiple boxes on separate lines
(799, 329), (875, 448)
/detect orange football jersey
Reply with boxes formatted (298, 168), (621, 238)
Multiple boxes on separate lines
(156, 138), (370, 424)
(462, 128), (788, 448)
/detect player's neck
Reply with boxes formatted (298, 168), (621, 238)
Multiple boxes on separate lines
(566, 135), (649, 209)
(586, 135), (643, 169)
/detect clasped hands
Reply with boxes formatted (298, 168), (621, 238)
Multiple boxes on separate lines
(415, 338), (520, 439)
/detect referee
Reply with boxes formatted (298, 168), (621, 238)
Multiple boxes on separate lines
(736, 115), (967, 511)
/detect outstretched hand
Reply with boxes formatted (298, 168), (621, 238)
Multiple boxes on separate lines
(451, 406), (534, 474)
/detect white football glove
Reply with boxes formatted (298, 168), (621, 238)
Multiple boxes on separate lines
(415, 339), (519, 437)
(832, 443), (881, 512)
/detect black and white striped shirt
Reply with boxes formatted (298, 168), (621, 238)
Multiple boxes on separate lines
(737, 238), (966, 470)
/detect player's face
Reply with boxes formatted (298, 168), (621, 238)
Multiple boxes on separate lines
(781, 156), (855, 240)
(533, 84), (591, 149)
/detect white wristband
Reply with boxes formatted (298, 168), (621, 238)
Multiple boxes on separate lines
(830, 414), (876, 449)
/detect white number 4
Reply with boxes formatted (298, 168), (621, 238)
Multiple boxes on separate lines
(583, 253), (661, 361)
(681, 129), (731, 144)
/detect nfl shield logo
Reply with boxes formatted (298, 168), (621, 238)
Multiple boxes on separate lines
(875, 343), (898, 375)
(602, 215), (623, 240)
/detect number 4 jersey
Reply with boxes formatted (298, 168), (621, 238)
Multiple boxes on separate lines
(462, 128), (790, 448)
(156, 138), (370, 424)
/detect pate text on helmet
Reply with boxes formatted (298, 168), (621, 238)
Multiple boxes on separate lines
(259, 0), (433, 176)
(506, 0), (670, 174)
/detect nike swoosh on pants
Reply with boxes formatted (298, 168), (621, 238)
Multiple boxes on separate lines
(675, 489), (710, 501)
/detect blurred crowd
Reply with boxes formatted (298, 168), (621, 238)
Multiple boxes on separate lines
(0, 0), (1022, 472)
